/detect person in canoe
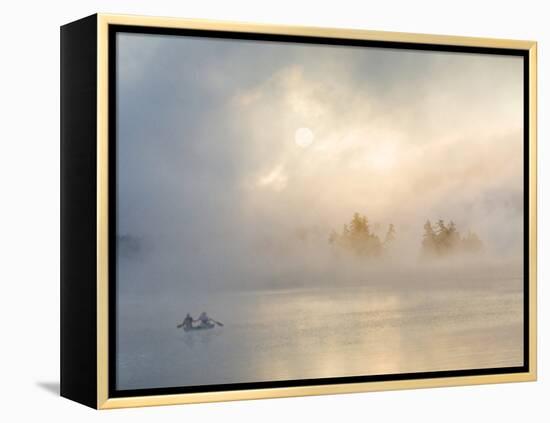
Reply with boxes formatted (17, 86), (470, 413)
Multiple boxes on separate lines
(179, 313), (194, 330)
(177, 312), (223, 330)
(195, 311), (215, 329)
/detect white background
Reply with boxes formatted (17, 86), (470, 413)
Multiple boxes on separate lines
(0, 0), (546, 421)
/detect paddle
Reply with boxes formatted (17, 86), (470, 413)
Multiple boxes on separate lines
(177, 322), (184, 329)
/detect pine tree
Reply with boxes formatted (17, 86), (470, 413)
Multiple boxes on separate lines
(350, 213), (369, 236)
(447, 220), (461, 251)
(422, 219), (483, 258)
(435, 219), (450, 253)
(329, 213), (384, 258)
(422, 220), (437, 256)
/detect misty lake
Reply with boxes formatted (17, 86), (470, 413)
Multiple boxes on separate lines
(113, 32), (527, 392)
(116, 272), (523, 390)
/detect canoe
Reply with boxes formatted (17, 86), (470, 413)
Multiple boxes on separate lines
(182, 322), (216, 332)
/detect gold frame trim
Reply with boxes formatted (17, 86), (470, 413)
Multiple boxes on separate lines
(95, 13), (537, 409)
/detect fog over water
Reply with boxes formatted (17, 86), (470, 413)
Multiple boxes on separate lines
(115, 33), (524, 390)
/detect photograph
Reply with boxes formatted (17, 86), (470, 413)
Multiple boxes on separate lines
(2, 0), (546, 419)
(114, 29), (526, 391)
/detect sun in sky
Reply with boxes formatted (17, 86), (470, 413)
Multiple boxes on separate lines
(294, 127), (315, 148)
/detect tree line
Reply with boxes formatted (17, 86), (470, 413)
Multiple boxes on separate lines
(329, 213), (482, 259)
(329, 212), (395, 257)
(421, 219), (482, 257)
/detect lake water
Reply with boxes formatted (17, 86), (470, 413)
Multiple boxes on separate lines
(116, 273), (523, 390)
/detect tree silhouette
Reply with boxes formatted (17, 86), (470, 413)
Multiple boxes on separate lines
(422, 220), (437, 256)
(330, 213), (392, 258)
(421, 219), (483, 258)
(331, 215), (483, 260)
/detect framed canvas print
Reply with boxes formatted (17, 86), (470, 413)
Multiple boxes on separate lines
(60, 13), (537, 409)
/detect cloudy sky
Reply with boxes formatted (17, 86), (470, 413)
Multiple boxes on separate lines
(115, 32), (524, 294)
